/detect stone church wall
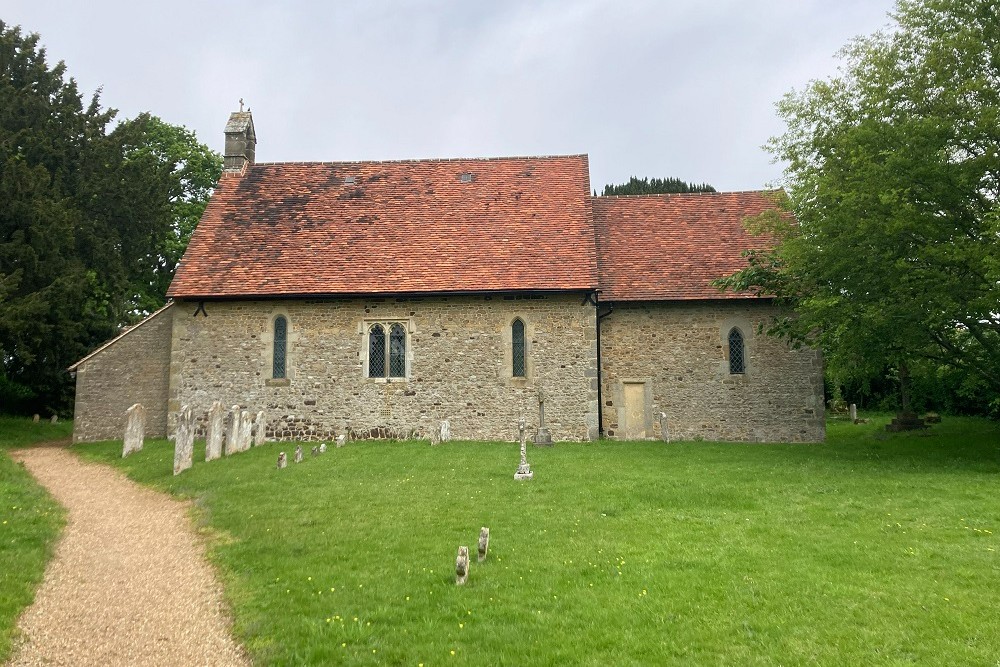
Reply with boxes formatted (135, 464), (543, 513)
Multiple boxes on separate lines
(167, 294), (599, 442)
(71, 305), (174, 442)
(599, 300), (825, 442)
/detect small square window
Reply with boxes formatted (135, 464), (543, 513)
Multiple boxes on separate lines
(344, 175), (356, 185)
(459, 172), (473, 183)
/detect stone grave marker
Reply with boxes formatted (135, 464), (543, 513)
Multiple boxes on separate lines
(32, 414), (39, 423)
(205, 401), (225, 461)
(319, 443), (327, 453)
(514, 418), (533, 480)
(224, 405), (240, 456)
(276, 452), (287, 469)
(335, 434), (346, 448)
(440, 420), (451, 442)
(294, 444), (304, 463)
(533, 392), (552, 445)
(173, 405), (195, 475)
(311, 446), (319, 457)
(478, 527), (490, 563)
(849, 403), (858, 423)
(236, 410), (254, 452)
(123, 403), (146, 458)
(455, 546), (470, 585)
(253, 411), (266, 447)
(659, 411), (669, 442)
(49, 415), (58, 424)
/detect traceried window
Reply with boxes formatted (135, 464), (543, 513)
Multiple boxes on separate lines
(728, 327), (745, 375)
(512, 318), (526, 377)
(273, 316), (288, 379)
(368, 322), (407, 379)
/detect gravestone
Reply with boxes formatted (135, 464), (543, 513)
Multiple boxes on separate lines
(236, 410), (254, 452)
(123, 403), (146, 458)
(455, 546), (470, 585)
(514, 418), (533, 480)
(478, 527), (490, 563)
(224, 406), (240, 456)
(32, 414), (39, 423)
(533, 392), (552, 445)
(659, 411), (669, 442)
(254, 411), (266, 447)
(276, 452), (287, 469)
(335, 434), (346, 448)
(50, 415), (58, 424)
(430, 428), (441, 446)
(319, 443), (327, 454)
(849, 403), (857, 423)
(294, 444), (304, 463)
(205, 401), (225, 461)
(311, 446), (319, 457)
(173, 405), (195, 476)
(440, 420), (451, 442)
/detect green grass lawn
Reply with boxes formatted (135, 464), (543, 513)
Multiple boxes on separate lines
(0, 416), (71, 661)
(75, 415), (1000, 666)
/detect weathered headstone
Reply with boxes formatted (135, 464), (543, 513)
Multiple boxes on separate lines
(32, 414), (39, 423)
(224, 405), (240, 456)
(335, 434), (346, 448)
(294, 444), (304, 463)
(430, 428), (441, 446)
(253, 411), (266, 447)
(311, 446), (319, 457)
(455, 546), (470, 585)
(849, 403), (858, 423)
(276, 452), (287, 469)
(173, 405), (195, 475)
(205, 401), (225, 461)
(50, 415), (58, 424)
(440, 420), (451, 442)
(533, 392), (552, 445)
(123, 403), (146, 458)
(237, 410), (254, 452)
(319, 443), (327, 454)
(478, 527), (490, 563)
(514, 418), (533, 480)
(659, 411), (669, 442)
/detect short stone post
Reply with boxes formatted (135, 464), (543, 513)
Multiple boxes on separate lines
(533, 391), (552, 445)
(237, 410), (254, 452)
(456, 546), (470, 585)
(205, 401), (224, 461)
(123, 403), (146, 458)
(849, 403), (858, 423)
(478, 527), (490, 563)
(173, 405), (195, 475)
(514, 418), (533, 480)
(253, 411), (266, 447)
(276, 452), (287, 469)
(224, 405), (240, 456)
(294, 444), (304, 463)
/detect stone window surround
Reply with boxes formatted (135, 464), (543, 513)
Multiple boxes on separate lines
(360, 317), (414, 382)
(500, 315), (534, 386)
(263, 310), (298, 386)
(719, 316), (753, 379)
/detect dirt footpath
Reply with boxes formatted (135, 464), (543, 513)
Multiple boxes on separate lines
(7, 446), (249, 667)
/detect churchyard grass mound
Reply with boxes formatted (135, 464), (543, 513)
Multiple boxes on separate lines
(0, 416), (72, 661)
(76, 416), (1000, 665)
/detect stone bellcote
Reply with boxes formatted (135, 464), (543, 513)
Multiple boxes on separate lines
(224, 108), (256, 172)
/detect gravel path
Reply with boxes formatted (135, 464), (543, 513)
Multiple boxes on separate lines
(7, 446), (250, 667)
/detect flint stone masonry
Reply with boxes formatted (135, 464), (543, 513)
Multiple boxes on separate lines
(123, 404), (145, 458)
(599, 301), (825, 442)
(167, 295), (599, 442)
(205, 401), (224, 461)
(72, 304), (173, 442)
(173, 405), (195, 475)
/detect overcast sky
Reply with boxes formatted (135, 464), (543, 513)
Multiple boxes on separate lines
(6, 1), (897, 192)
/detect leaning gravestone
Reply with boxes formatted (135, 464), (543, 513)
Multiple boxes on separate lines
(478, 527), (490, 563)
(253, 411), (266, 447)
(224, 406), (240, 456)
(205, 401), (225, 461)
(50, 415), (58, 424)
(276, 452), (287, 469)
(294, 444), (304, 463)
(455, 546), (470, 585)
(173, 405), (195, 475)
(123, 403), (146, 458)
(236, 410), (254, 452)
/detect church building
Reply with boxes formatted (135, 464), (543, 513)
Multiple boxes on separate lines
(69, 110), (825, 444)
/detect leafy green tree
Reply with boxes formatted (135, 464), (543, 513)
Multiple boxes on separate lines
(0, 22), (221, 414)
(601, 176), (716, 196)
(718, 0), (1000, 412)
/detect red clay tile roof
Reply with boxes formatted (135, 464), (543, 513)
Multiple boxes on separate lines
(593, 192), (780, 301)
(167, 155), (596, 298)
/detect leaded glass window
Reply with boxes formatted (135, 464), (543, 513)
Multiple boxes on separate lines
(389, 323), (406, 378)
(273, 316), (287, 379)
(512, 318), (526, 377)
(728, 328), (745, 374)
(368, 324), (386, 378)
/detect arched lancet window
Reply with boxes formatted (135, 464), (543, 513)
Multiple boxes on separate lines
(728, 327), (746, 374)
(273, 316), (288, 379)
(389, 323), (406, 378)
(512, 318), (526, 377)
(368, 324), (386, 378)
